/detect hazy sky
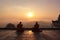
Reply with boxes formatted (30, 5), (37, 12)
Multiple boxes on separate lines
(0, 0), (60, 24)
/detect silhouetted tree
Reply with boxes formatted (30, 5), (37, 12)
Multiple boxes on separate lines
(52, 14), (60, 28)
(6, 23), (15, 28)
(58, 14), (60, 22)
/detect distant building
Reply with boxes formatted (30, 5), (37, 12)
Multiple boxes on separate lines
(6, 23), (15, 28)
(52, 14), (60, 28)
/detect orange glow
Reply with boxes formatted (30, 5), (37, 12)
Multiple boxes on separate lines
(28, 30), (33, 34)
(27, 12), (34, 18)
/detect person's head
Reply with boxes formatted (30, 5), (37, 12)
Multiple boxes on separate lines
(20, 22), (22, 24)
(36, 22), (38, 24)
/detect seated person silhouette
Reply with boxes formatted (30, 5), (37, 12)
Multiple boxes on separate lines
(32, 22), (42, 32)
(34, 22), (39, 29)
(17, 22), (24, 32)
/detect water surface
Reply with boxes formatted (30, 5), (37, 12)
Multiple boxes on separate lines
(0, 30), (60, 40)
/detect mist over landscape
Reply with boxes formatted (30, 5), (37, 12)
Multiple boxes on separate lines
(0, 0), (60, 40)
(0, 21), (51, 28)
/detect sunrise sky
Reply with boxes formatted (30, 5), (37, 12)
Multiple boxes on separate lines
(0, 0), (60, 24)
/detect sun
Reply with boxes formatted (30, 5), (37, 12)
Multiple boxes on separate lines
(27, 12), (33, 18)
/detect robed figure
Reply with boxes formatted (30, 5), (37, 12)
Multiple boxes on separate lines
(32, 22), (42, 32)
(17, 22), (24, 34)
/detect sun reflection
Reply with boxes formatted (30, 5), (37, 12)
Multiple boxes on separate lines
(28, 30), (33, 34)
(17, 30), (35, 40)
